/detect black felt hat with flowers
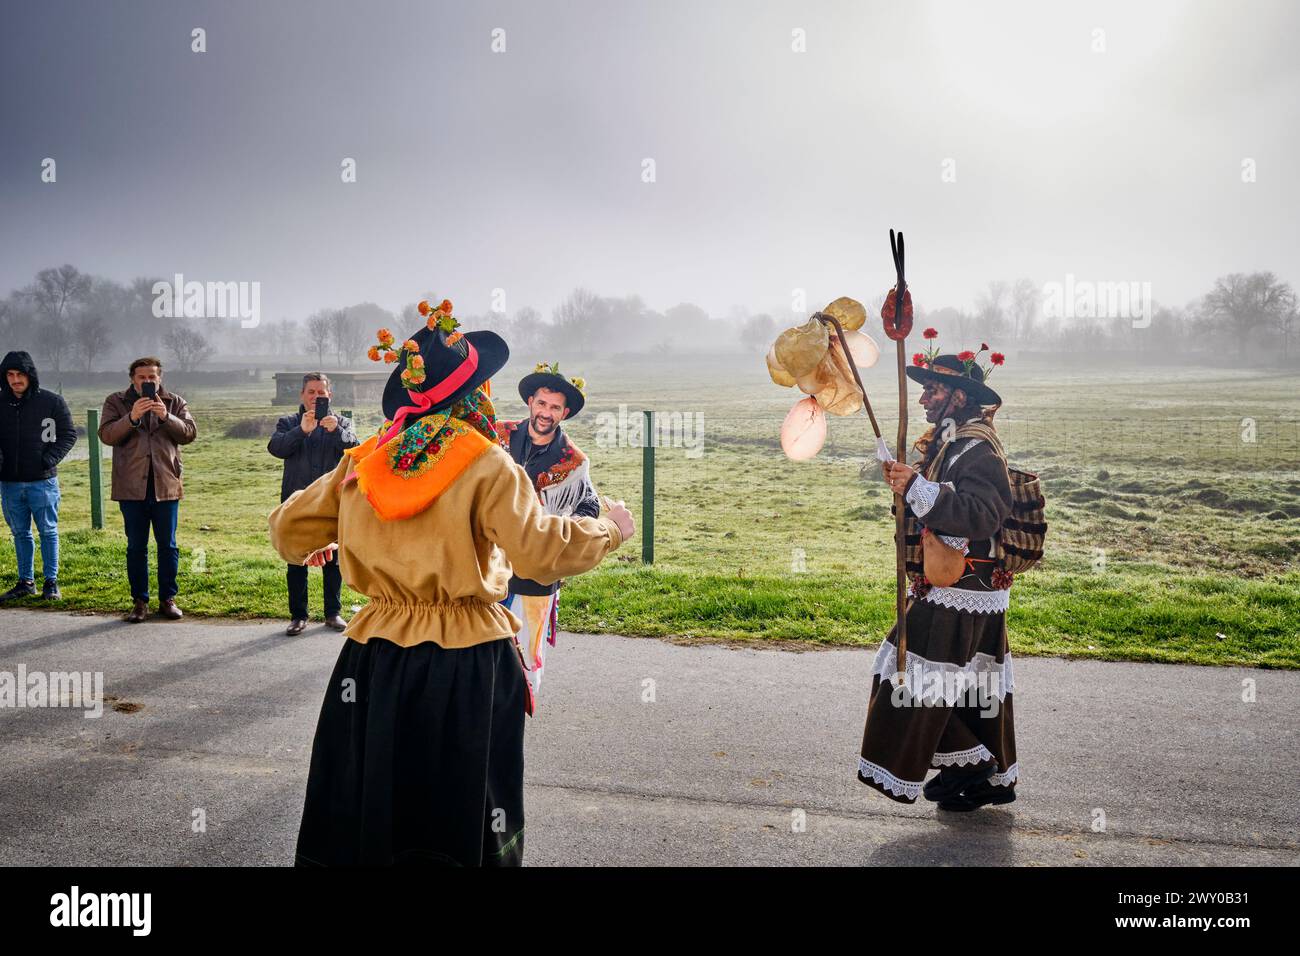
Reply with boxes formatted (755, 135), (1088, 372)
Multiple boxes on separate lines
(370, 298), (509, 423)
(517, 361), (586, 418)
(905, 332), (1004, 407)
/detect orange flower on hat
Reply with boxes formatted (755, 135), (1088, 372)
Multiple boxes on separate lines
(367, 346), (380, 362)
(410, 355), (425, 369)
(377, 328), (395, 347)
(384, 351), (398, 364)
(403, 339), (419, 352)
(417, 301), (431, 316)
(438, 299), (453, 314)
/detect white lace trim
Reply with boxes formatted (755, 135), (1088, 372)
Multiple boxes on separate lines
(934, 532), (969, 554)
(905, 475), (941, 517)
(858, 757), (924, 800)
(943, 437), (984, 473)
(932, 744), (995, 768)
(990, 762), (1019, 787)
(911, 583), (1010, 615)
(871, 639), (1014, 703)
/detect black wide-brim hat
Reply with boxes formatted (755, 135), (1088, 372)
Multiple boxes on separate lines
(905, 354), (1001, 406)
(517, 371), (585, 418)
(381, 325), (510, 423)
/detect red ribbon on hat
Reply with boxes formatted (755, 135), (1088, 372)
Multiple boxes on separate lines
(376, 340), (479, 448)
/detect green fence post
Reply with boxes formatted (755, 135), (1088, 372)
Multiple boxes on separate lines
(642, 409), (654, 565)
(87, 409), (103, 530)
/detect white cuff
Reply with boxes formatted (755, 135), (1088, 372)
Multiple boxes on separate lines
(905, 475), (942, 517)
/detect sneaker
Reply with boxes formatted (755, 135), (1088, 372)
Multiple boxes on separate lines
(42, 579), (61, 601)
(0, 580), (36, 603)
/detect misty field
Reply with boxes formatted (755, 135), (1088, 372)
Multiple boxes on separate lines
(4, 353), (1299, 668)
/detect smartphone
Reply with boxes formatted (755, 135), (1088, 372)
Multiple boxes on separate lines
(141, 382), (157, 400)
(314, 396), (329, 421)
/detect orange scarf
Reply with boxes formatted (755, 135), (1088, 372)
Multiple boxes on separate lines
(343, 389), (497, 521)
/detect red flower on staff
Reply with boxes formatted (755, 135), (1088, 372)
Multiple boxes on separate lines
(957, 350), (976, 362)
(923, 328), (938, 339)
(912, 352), (927, 366)
(991, 352), (1005, 366)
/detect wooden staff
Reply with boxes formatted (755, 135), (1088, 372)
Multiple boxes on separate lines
(887, 230), (910, 681)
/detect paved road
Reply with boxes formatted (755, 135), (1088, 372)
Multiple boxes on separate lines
(1, 609), (1296, 865)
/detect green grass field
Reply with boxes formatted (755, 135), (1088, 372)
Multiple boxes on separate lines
(4, 353), (1298, 668)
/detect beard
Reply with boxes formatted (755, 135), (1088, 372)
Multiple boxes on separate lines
(530, 413), (557, 434)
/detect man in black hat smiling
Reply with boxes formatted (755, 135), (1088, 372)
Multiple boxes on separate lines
(493, 361), (601, 707)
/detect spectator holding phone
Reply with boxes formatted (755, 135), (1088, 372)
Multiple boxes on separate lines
(268, 373), (357, 635)
(98, 357), (197, 623)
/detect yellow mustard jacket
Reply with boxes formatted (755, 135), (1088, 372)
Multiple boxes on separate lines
(268, 441), (623, 649)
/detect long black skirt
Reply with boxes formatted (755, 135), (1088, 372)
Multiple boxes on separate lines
(858, 596), (1018, 804)
(294, 635), (528, 866)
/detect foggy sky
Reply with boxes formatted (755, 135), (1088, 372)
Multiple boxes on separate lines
(2, 0), (1297, 324)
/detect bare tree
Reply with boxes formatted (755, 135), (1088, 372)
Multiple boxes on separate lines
(1009, 278), (1038, 342)
(739, 314), (776, 353)
(1275, 306), (1299, 360)
(552, 288), (605, 354)
(328, 308), (367, 367)
(974, 280), (1010, 341)
(509, 306), (545, 355)
(304, 311), (332, 366)
(1204, 272), (1297, 358)
(162, 320), (215, 372)
(72, 314), (112, 371)
(28, 265), (92, 371)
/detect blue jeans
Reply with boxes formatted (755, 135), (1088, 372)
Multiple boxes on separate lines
(1, 478), (61, 582)
(119, 491), (180, 602)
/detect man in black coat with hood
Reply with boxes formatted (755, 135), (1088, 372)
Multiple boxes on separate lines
(0, 351), (77, 601)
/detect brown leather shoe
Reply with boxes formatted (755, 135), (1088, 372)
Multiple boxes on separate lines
(125, 599), (149, 623)
(324, 614), (347, 632)
(285, 618), (308, 636)
(159, 598), (183, 620)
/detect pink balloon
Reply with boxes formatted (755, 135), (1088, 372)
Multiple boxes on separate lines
(781, 397), (827, 461)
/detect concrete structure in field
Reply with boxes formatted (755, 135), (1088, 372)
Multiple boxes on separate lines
(272, 370), (389, 407)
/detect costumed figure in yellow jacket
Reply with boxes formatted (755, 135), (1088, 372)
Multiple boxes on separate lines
(269, 299), (635, 866)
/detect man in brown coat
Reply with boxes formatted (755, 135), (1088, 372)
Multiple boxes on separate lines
(98, 357), (198, 622)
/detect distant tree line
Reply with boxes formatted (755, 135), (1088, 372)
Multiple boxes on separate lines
(2, 265), (1296, 375)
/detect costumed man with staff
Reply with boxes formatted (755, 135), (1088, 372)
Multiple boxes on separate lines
(763, 231), (1042, 813)
(494, 361), (600, 710)
(859, 338), (1024, 811)
(268, 297), (635, 866)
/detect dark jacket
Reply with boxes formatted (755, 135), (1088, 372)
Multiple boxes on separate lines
(267, 405), (358, 502)
(902, 434), (1013, 590)
(0, 351), (77, 483)
(98, 385), (198, 501)
(504, 423), (600, 596)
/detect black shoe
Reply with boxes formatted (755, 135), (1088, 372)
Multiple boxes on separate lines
(938, 778), (1017, 812)
(323, 614), (347, 631)
(42, 579), (61, 601)
(923, 763), (996, 803)
(0, 580), (36, 603)
(285, 618), (308, 636)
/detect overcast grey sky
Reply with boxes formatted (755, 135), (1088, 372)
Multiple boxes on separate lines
(2, 0), (1297, 323)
